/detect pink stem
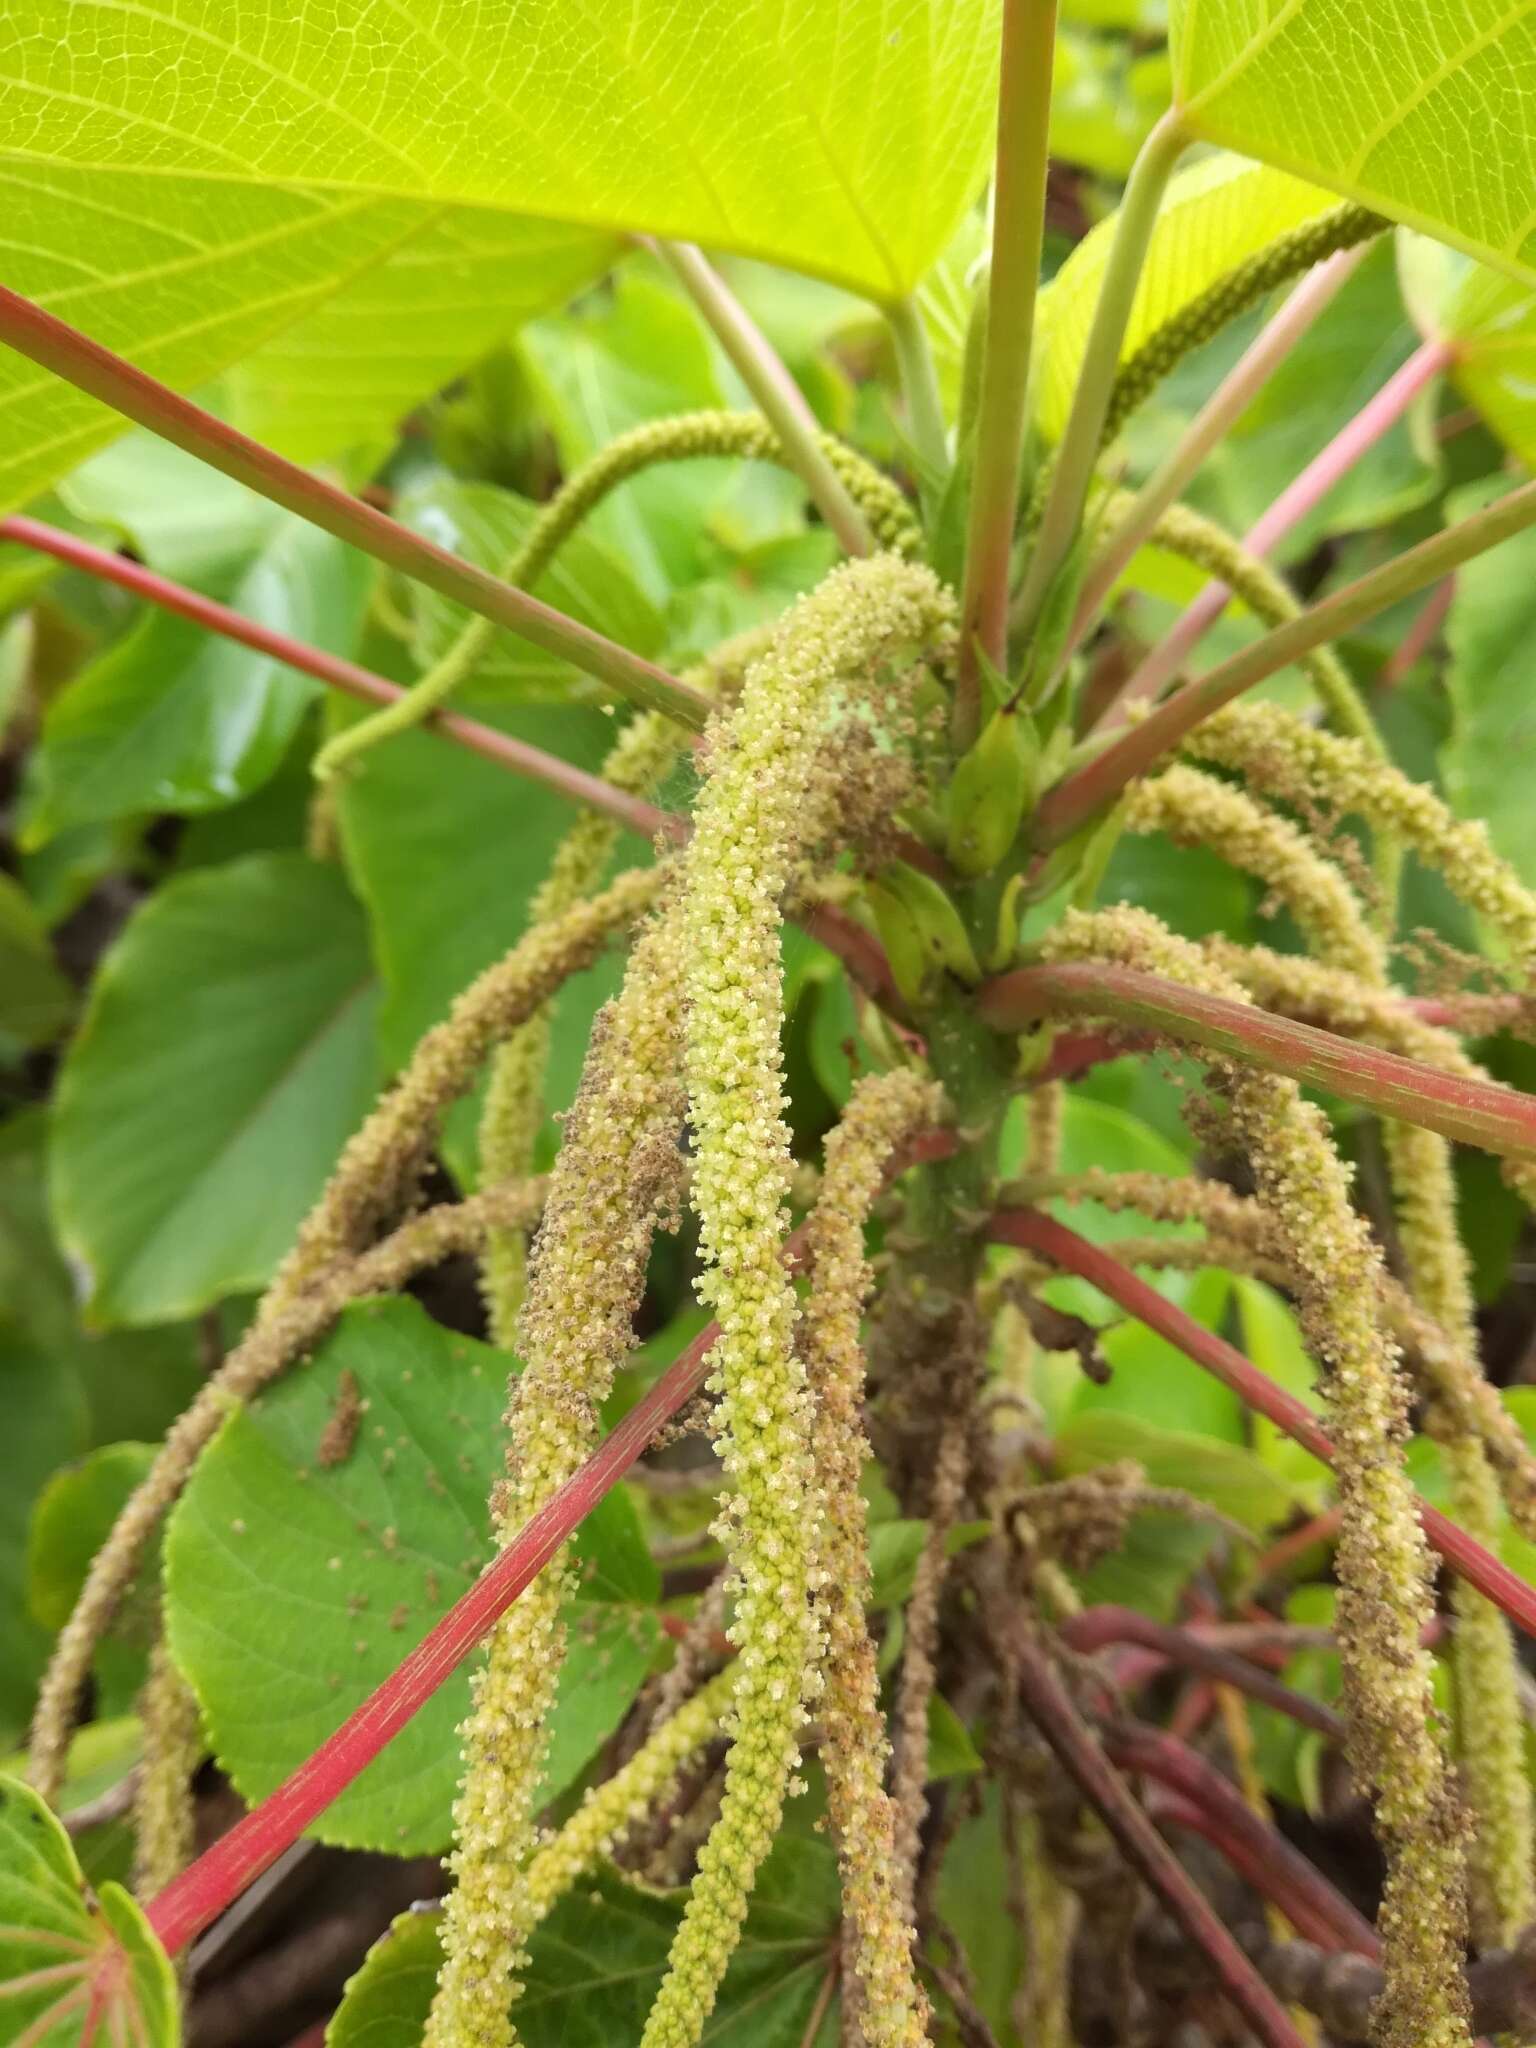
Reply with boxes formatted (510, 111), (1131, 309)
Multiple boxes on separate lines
(1058, 1606), (1344, 1740)
(1068, 247), (1368, 673)
(1381, 574), (1456, 687)
(978, 958), (1536, 1165)
(1110, 338), (1451, 720)
(0, 283), (708, 730)
(989, 1207), (1536, 1642)
(0, 515), (676, 842)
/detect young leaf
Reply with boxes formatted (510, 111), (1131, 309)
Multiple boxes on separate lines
(1033, 155), (1341, 440)
(0, 1), (1002, 508)
(23, 519), (369, 843)
(51, 853), (380, 1326)
(164, 1298), (664, 1855)
(26, 1442), (157, 1633)
(0, 1773), (177, 2047)
(328, 1839), (841, 2047)
(1169, 0), (1536, 287)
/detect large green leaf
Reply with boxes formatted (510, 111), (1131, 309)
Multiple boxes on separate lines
(0, 1774), (177, 2047)
(1034, 154), (1340, 440)
(1169, 0), (1536, 286)
(1443, 509), (1536, 901)
(50, 852), (380, 1325)
(327, 1839), (840, 2047)
(165, 1297), (663, 1854)
(23, 517), (370, 843)
(0, 2), (1002, 507)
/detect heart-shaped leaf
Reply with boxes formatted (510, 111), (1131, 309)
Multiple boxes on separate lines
(165, 1297), (664, 1854)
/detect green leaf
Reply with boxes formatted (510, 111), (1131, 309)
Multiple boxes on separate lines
(0, 2), (1003, 506)
(0, 1341), (88, 1746)
(0, 874), (72, 1047)
(1443, 503), (1536, 899)
(1067, 1272), (1244, 1443)
(24, 519), (370, 843)
(0, 1773), (177, 2047)
(927, 1693), (984, 1780)
(165, 1297), (663, 1854)
(27, 1442), (157, 1633)
(51, 852), (380, 1326)
(1053, 1405), (1303, 1530)
(400, 475), (665, 701)
(329, 1838), (840, 2047)
(1169, 0), (1536, 286)
(59, 432), (285, 590)
(1231, 1278), (1332, 1502)
(1033, 155), (1340, 440)
(335, 694), (650, 1170)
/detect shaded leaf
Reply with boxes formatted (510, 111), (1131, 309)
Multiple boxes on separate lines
(51, 853), (379, 1325)
(0, 874), (72, 1048)
(165, 1298), (663, 1854)
(27, 1442), (157, 1633)
(1443, 506), (1536, 898)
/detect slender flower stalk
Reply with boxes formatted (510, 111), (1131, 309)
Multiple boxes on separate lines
(956, 0), (1059, 740)
(1034, 473), (1536, 844)
(651, 242), (875, 555)
(1067, 245), (1370, 652)
(1112, 338), (1451, 717)
(1012, 110), (1187, 640)
(0, 283), (709, 729)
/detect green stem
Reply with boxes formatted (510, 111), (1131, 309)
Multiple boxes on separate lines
(886, 292), (950, 484)
(1012, 110), (1187, 642)
(956, 0), (1059, 745)
(1035, 472), (1536, 847)
(0, 281), (709, 730)
(651, 240), (876, 555)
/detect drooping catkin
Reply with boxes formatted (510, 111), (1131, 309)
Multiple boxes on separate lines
(478, 711), (683, 1345)
(1182, 703), (1536, 978)
(1044, 906), (1472, 2048)
(427, 896), (689, 2048)
(131, 1632), (203, 1898)
(266, 864), (659, 1312)
(801, 1067), (944, 2048)
(315, 412), (919, 779)
(28, 1177), (543, 1803)
(638, 555), (953, 2048)
(520, 1666), (736, 1929)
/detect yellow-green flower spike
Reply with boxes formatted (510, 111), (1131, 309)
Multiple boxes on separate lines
(428, 893), (688, 2048)
(803, 1068), (943, 2047)
(1045, 906), (1473, 2048)
(640, 554), (953, 2048)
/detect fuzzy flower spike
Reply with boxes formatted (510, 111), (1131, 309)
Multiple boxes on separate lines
(638, 554), (953, 2047)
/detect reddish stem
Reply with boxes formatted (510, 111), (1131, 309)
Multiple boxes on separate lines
(144, 1315), (723, 1956)
(0, 284), (707, 730)
(1116, 1725), (1378, 1955)
(1, 515), (677, 842)
(1058, 1606), (1344, 1741)
(1001, 1615), (1309, 2048)
(1381, 575), (1456, 688)
(991, 1208), (1536, 1640)
(978, 959), (1536, 1166)
(1255, 1508), (1344, 1579)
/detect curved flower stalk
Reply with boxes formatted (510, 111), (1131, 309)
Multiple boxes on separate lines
(28, 1177), (543, 1803)
(317, 411), (919, 779)
(638, 554), (953, 2046)
(132, 1636), (203, 1900)
(478, 711), (683, 1345)
(1042, 906), (1473, 2048)
(1181, 704), (1536, 978)
(428, 892), (690, 2048)
(801, 1065), (944, 2047)
(266, 864), (660, 1312)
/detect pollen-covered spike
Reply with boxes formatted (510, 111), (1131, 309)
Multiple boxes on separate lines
(479, 709), (683, 1347)
(1182, 703), (1536, 980)
(1044, 904), (1473, 2048)
(428, 892), (689, 2048)
(801, 1067), (943, 2047)
(132, 1632), (203, 1899)
(638, 554), (954, 2048)
(266, 863), (659, 1313)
